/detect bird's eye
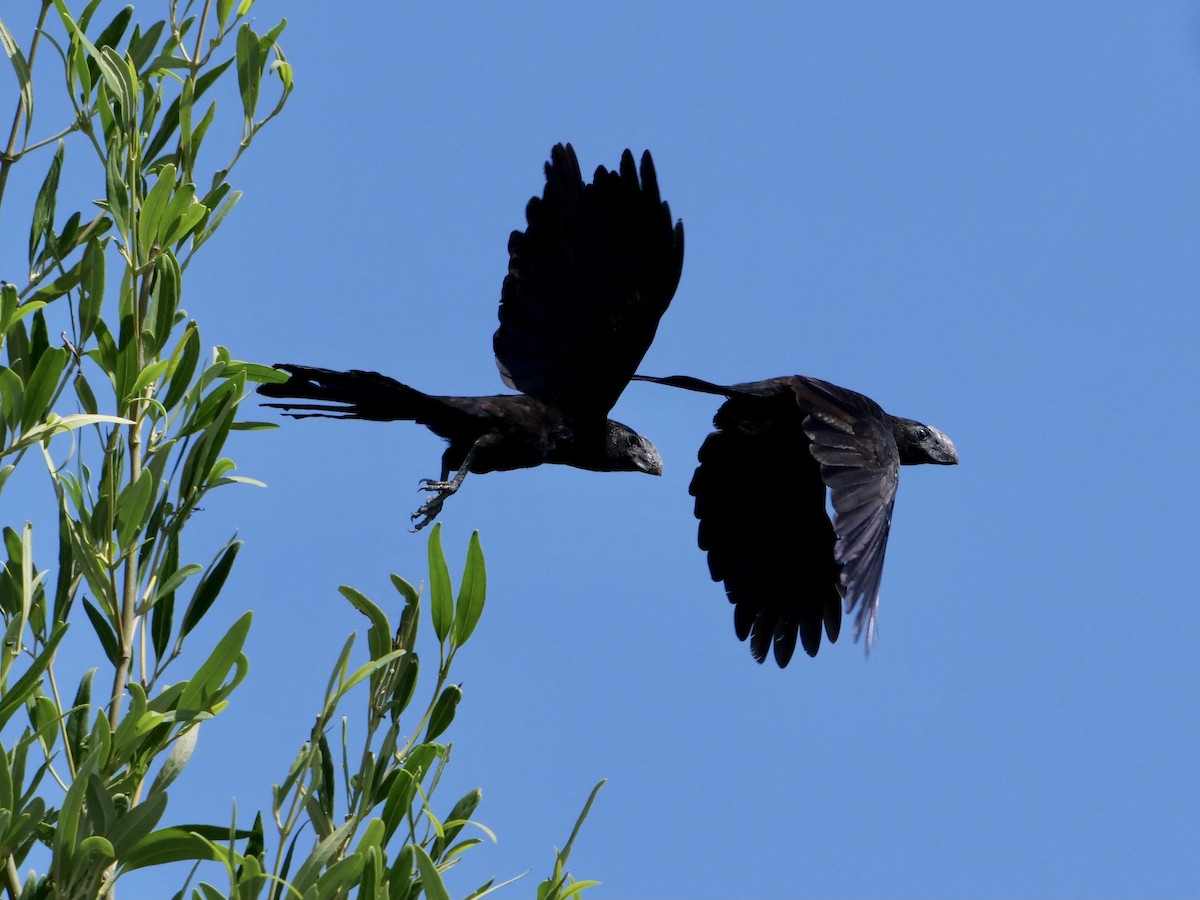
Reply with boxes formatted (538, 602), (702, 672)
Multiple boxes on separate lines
(916, 427), (929, 440)
(626, 435), (640, 448)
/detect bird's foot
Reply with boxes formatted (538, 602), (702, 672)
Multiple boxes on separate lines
(410, 479), (460, 531)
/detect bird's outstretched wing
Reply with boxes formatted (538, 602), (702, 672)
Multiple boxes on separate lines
(494, 144), (684, 416)
(787, 377), (901, 646)
(687, 380), (842, 665)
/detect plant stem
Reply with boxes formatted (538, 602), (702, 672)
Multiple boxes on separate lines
(0, 0), (53, 218)
(108, 268), (154, 729)
(3, 854), (20, 900)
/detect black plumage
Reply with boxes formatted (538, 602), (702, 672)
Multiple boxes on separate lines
(633, 374), (957, 666)
(260, 144), (684, 529)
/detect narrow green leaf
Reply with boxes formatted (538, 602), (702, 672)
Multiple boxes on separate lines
(178, 610), (251, 712)
(339, 585), (390, 662)
(413, 845), (452, 900)
(147, 250), (182, 356)
(0, 20), (33, 142)
(20, 347), (67, 432)
(125, 359), (169, 403)
(108, 790), (168, 858)
(191, 187), (241, 255)
(29, 142), (64, 269)
(127, 20), (166, 72)
(388, 844), (414, 899)
(0, 622), (67, 730)
(161, 322), (200, 412)
(427, 524), (452, 643)
(115, 468), (155, 545)
(424, 685), (462, 742)
(288, 819), (357, 895)
(30, 258), (83, 303)
(453, 531), (486, 647)
(119, 827), (224, 872)
(432, 788), (482, 860)
(28, 692), (60, 752)
(137, 163), (176, 263)
(149, 538), (181, 657)
(78, 236), (106, 343)
(217, 0), (236, 31)
(235, 24), (263, 124)
(104, 137), (130, 240)
(144, 561), (200, 616)
(146, 726), (197, 797)
(180, 539), (241, 637)
(82, 598), (119, 665)
(65, 668), (94, 764)
(0, 737), (13, 812)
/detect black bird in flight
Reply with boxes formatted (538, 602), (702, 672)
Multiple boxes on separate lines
(632, 373), (957, 666)
(259, 144), (684, 529)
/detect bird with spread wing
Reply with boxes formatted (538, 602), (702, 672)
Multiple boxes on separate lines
(259, 144), (684, 529)
(633, 373), (957, 666)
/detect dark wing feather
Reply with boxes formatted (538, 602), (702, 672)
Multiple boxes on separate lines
(494, 144), (684, 416)
(689, 388), (841, 665)
(788, 377), (900, 646)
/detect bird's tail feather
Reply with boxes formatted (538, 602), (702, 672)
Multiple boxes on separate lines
(258, 364), (441, 423)
(630, 373), (733, 397)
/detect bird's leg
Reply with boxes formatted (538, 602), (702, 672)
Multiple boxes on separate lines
(411, 437), (491, 531)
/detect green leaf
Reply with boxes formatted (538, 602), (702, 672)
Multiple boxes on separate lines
(339, 585), (390, 661)
(28, 692), (60, 752)
(178, 611), (251, 712)
(0, 622), (67, 730)
(427, 524), (452, 643)
(180, 538), (241, 637)
(127, 20), (166, 72)
(119, 826), (224, 872)
(104, 136), (130, 240)
(89, 5), (134, 81)
(432, 788), (482, 860)
(413, 845), (452, 900)
(79, 236), (106, 343)
(217, 0), (236, 32)
(190, 187), (241, 255)
(137, 162), (176, 263)
(20, 347), (67, 432)
(454, 531), (486, 647)
(65, 668), (94, 765)
(29, 142), (64, 269)
(146, 726), (197, 797)
(288, 819), (357, 896)
(0, 19), (33, 143)
(144, 561), (200, 616)
(82, 598), (118, 666)
(388, 844), (414, 899)
(115, 468), (155, 546)
(126, 359), (169, 402)
(235, 24), (263, 124)
(424, 685), (462, 742)
(161, 322), (200, 412)
(30, 258), (83, 304)
(108, 790), (167, 858)
(147, 251), (182, 356)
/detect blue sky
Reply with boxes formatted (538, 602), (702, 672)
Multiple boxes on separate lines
(4, 2), (1199, 897)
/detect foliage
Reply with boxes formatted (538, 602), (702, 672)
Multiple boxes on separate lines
(0, 2), (601, 898)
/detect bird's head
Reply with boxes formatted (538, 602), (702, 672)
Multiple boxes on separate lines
(890, 417), (958, 466)
(604, 421), (664, 476)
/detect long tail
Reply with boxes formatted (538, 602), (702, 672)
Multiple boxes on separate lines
(631, 373), (735, 397)
(257, 364), (443, 422)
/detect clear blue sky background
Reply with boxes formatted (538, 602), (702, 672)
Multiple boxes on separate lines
(3, 2), (1199, 898)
